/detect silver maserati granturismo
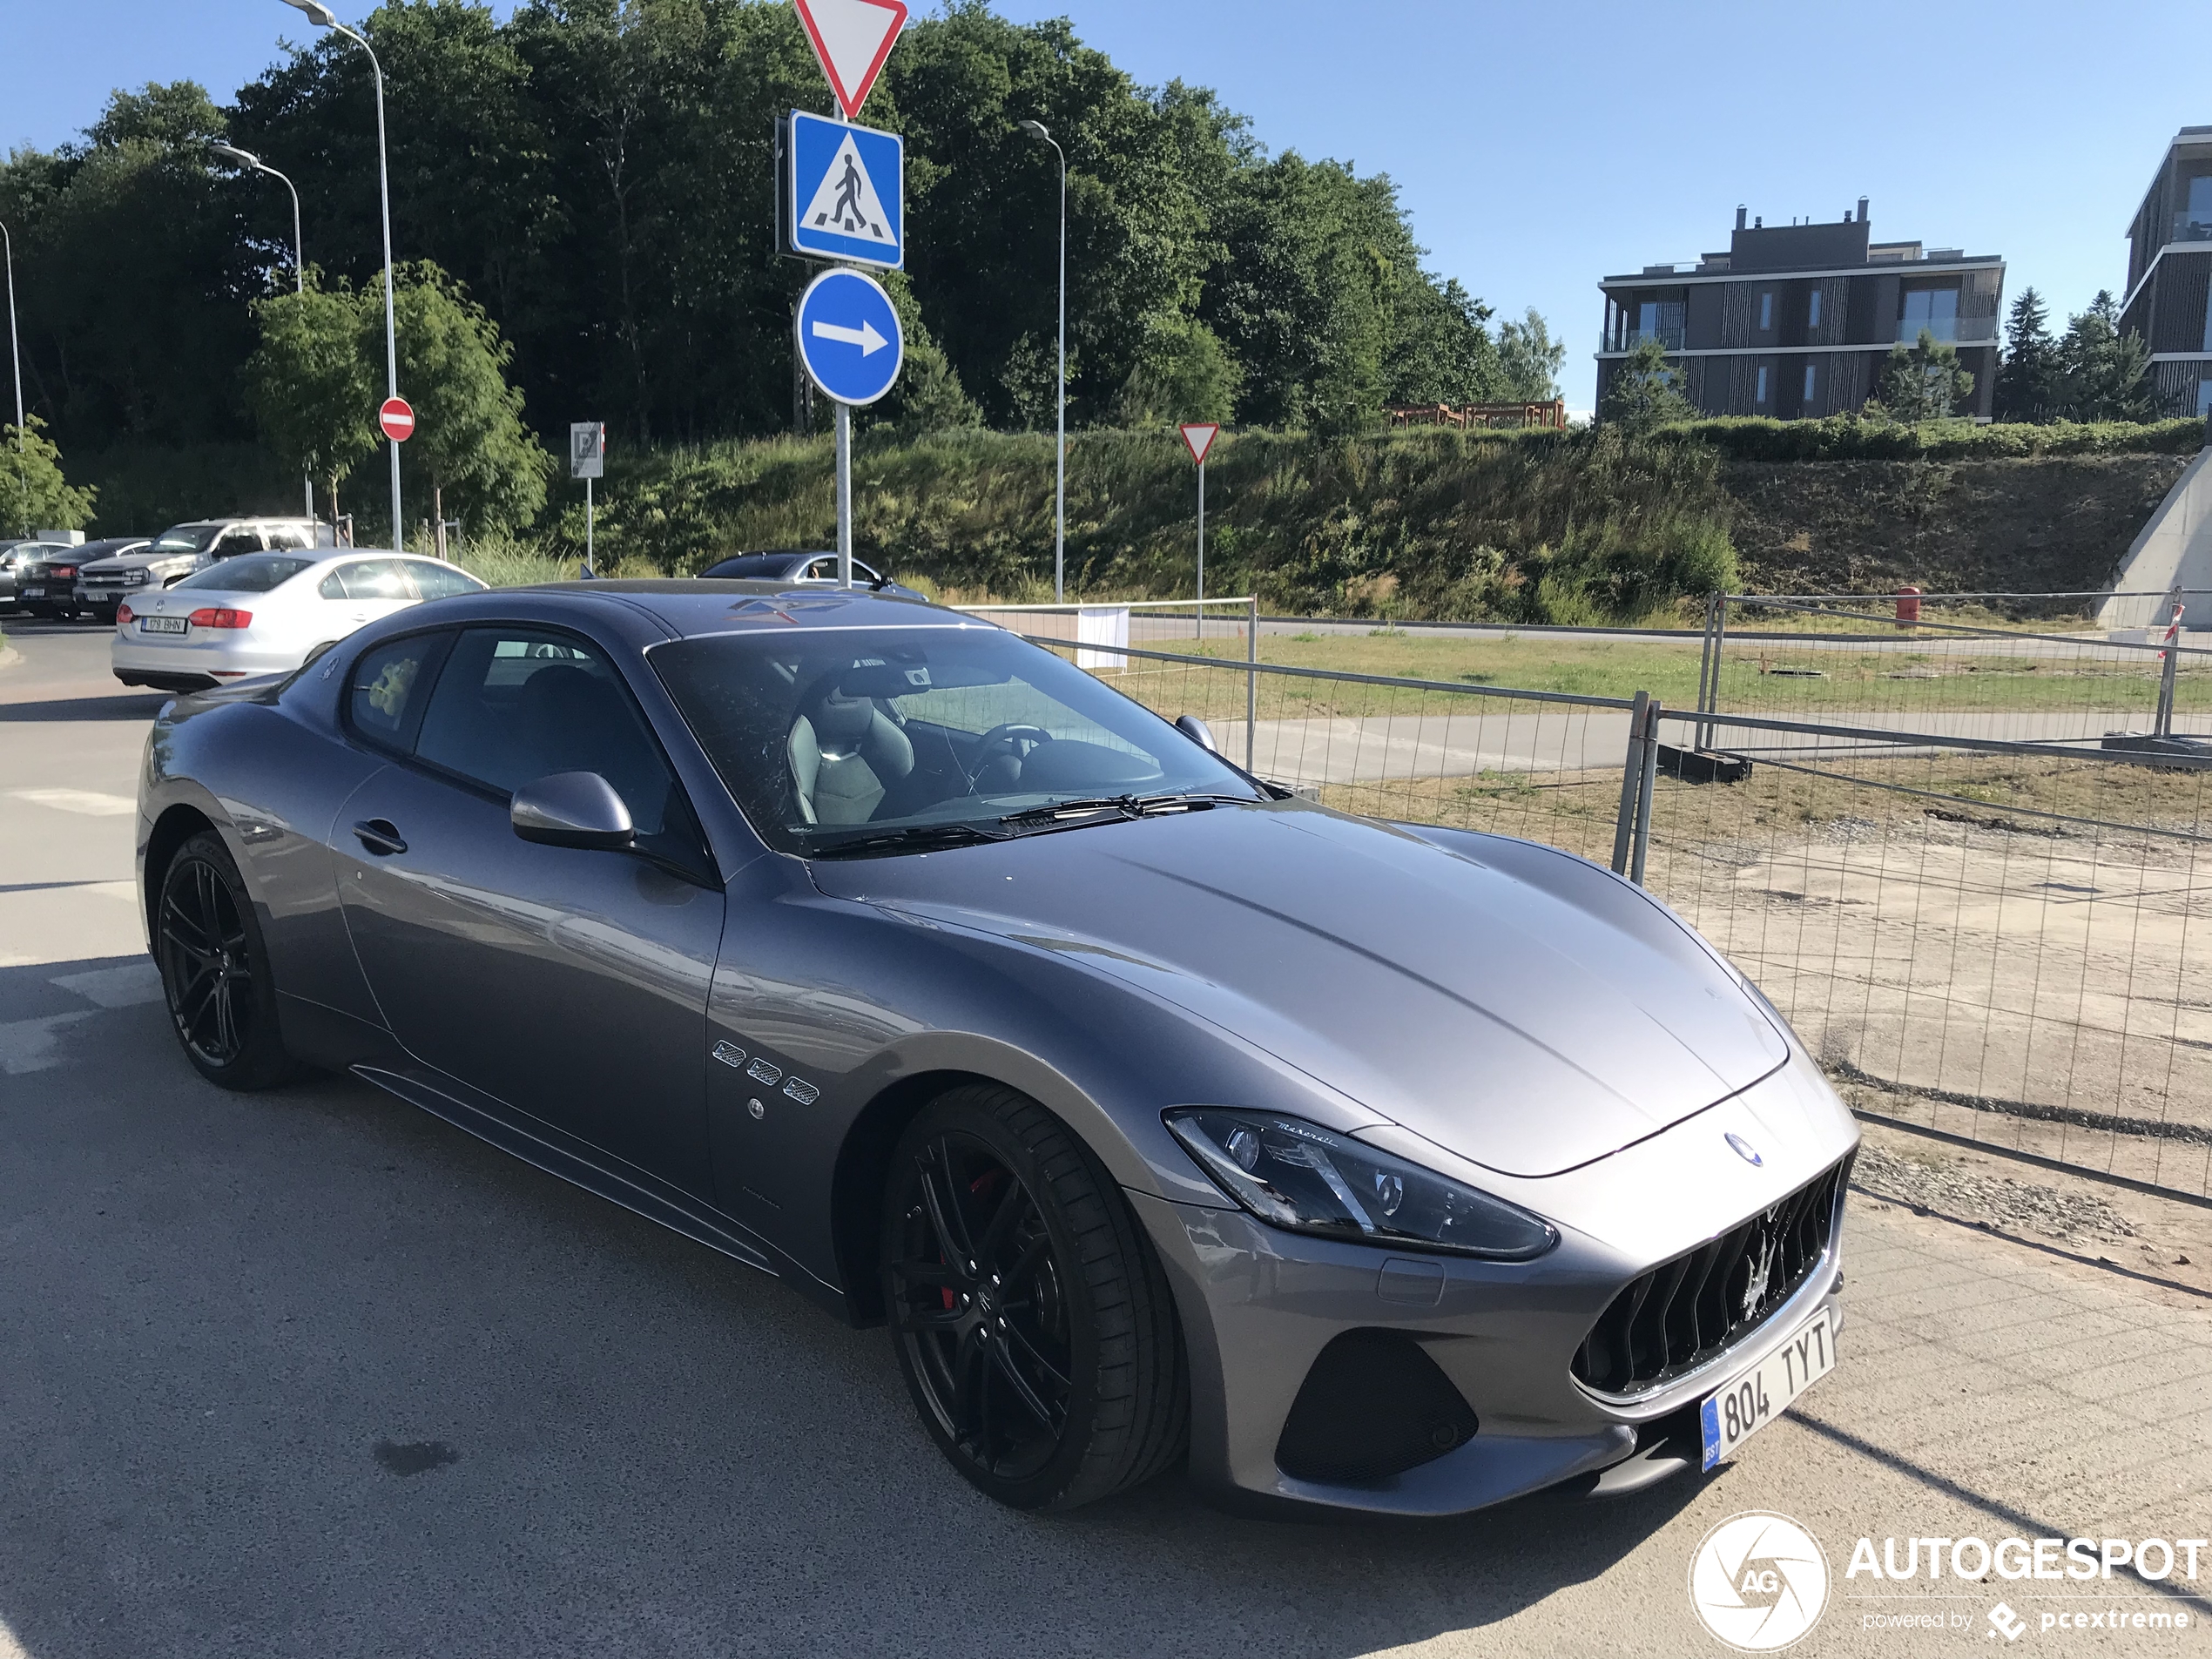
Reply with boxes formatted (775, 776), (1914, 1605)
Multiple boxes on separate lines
(137, 580), (1857, 1514)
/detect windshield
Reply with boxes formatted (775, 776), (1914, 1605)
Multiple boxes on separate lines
(175, 553), (318, 593)
(152, 524), (223, 554)
(707, 554), (802, 578)
(651, 625), (1262, 857)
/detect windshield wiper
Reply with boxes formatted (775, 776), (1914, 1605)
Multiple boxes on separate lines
(802, 821), (1011, 859)
(996, 792), (1242, 832)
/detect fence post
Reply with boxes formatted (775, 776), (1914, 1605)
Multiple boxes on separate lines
(1612, 691), (1651, 877)
(1700, 593), (1727, 751)
(1246, 595), (1258, 773)
(1631, 698), (1662, 887)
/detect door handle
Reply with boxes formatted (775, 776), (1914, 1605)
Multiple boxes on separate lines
(352, 819), (408, 856)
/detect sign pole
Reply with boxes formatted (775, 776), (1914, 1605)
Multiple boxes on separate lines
(836, 400), (853, 589)
(585, 475), (594, 577)
(1196, 458), (1205, 641)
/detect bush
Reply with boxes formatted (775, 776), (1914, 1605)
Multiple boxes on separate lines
(1664, 415), (2206, 462)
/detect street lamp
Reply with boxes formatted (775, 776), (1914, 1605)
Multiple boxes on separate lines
(1, 217), (23, 536)
(212, 143), (313, 521)
(276, 0), (401, 550)
(1019, 119), (1067, 604)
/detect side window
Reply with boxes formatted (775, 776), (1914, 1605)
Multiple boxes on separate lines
(801, 556), (839, 582)
(347, 633), (448, 752)
(265, 526), (312, 550)
(411, 628), (701, 864)
(405, 562), (484, 599)
(213, 528), (263, 556)
(320, 559), (416, 601)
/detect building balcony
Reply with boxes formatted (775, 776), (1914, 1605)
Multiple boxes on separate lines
(1894, 314), (1998, 346)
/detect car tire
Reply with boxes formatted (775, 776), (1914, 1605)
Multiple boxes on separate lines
(154, 830), (306, 1091)
(880, 1082), (1188, 1510)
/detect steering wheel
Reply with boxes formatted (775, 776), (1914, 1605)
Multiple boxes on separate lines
(968, 723), (1055, 787)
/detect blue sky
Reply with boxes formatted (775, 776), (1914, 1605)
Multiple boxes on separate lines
(11, 0), (2212, 409)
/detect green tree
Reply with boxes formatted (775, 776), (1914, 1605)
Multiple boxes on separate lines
(390, 260), (548, 550)
(1994, 287), (2059, 422)
(1497, 308), (1565, 402)
(1598, 337), (1693, 429)
(2056, 291), (2154, 421)
(0, 415), (98, 536)
(869, 273), (982, 435)
(1114, 314), (1243, 426)
(243, 273), (380, 525)
(1874, 328), (1975, 421)
(1386, 276), (1505, 409)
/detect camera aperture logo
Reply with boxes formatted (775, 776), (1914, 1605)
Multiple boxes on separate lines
(1689, 1512), (1832, 1651)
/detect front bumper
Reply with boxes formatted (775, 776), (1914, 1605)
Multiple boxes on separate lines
(1134, 1058), (1857, 1516)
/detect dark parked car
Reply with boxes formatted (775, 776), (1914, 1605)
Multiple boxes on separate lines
(45, 537), (152, 622)
(1, 538), (72, 610)
(13, 543), (98, 619)
(137, 581), (1856, 1515)
(698, 549), (924, 600)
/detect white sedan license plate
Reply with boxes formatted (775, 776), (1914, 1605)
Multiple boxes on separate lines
(1700, 1310), (1834, 1471)
(139, 615), (188, 635)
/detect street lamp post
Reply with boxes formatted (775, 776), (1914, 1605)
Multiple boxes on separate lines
(1, 218), (23, 536)
(1019, 120), (1067, 604)
(213, 143), (313, 522)
(278, 0), (401, 549)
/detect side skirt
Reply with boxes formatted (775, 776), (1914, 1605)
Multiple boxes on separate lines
(351, 1061), (844, 1308)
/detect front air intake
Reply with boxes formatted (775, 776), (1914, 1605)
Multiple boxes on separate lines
(1274, 1329), (1479, 1486)
(1572, 1155), (1851, 1399)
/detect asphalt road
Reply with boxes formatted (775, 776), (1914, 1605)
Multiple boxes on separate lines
(3, 619), (2210, 1659)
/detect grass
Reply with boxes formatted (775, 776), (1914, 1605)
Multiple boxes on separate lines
(1096, 631), (2212, 718)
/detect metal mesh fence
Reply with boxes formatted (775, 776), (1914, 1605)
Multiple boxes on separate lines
(1697, 592), (2212, 750)
(1642, 713), (2212, 1201)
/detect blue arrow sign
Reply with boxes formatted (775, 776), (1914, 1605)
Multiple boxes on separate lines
(788, 111), (903, 269)
(796, 267), (905, 406)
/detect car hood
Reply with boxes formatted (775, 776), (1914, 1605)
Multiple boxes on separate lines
(84, 551), (186, 572)
(806, 805), (1789, 1178)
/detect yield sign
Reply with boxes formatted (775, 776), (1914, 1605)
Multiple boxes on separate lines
(793, 0), (908, 122)
(379, 396), (415, 442)
(1179, 422), (1219, 466)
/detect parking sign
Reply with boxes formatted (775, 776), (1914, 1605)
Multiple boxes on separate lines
(570, 422), (605, 480)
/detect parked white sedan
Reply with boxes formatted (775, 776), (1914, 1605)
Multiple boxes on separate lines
(112, 550), (488, 692)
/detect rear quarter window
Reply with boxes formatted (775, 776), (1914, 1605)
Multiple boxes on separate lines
(347, 633), (450, 752)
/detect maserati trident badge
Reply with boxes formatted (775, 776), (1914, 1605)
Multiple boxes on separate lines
(1725, 1132), (1764, 1167)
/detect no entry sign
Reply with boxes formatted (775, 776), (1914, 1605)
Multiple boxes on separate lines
(378, 396), (415, 442)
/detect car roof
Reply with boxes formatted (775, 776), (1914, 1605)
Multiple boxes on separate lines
(493, 579), (973, 640)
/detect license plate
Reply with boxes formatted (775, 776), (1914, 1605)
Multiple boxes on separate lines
(139, 615), (188, 634)
(21, 586), (43, 598)
(1700, 1310), (1834, 1471)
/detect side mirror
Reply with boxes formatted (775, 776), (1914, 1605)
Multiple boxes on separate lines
(512, 771), (635, 850)
(1175, 714), (1218, 753)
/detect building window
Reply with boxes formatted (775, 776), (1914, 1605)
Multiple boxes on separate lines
(1806, 289), (1822, 330)
(1804, 362), (1818, 402)
(1756, 365), (1770, 406)
(2181, 175), (2212, 243)
(1898, 283), (1960, 343)
(1632, 297), (1684, 350)
(1758, 291), (1774, 331)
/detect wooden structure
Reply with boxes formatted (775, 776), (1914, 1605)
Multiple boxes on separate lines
(1386, 399), (1568, 431)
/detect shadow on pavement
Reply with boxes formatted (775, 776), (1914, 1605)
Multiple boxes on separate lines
(0, 970), (1708, 1659)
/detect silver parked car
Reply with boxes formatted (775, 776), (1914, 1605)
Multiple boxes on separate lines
(135, 582), (1857, 1516)
(76, 517), (323, 622)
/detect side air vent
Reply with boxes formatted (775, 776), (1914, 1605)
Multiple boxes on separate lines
(1573, 1155), (1851, 1399)
(1275, 1329), (1479, 1486)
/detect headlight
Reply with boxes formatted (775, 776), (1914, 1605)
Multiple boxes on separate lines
(1164, 1108), (1558, 1260)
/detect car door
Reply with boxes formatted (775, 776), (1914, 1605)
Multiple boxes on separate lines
(334, 624), (726, 1195)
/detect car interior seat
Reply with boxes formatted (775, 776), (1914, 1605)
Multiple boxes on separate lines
(788, 685), (916, 825)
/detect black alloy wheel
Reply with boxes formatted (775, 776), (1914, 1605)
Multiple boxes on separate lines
(156, 831), (302, 1089)
(882, 1084), (1187, 1510)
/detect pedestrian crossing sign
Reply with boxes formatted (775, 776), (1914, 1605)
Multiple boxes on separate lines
(787, 110), (904, 269)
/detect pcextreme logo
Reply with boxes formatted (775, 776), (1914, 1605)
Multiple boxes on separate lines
(1689, 1511), (1832, 1651)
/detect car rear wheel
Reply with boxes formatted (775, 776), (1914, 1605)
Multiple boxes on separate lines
(155, 830), (303, 1090)
(880, 1083), (1187, 1509)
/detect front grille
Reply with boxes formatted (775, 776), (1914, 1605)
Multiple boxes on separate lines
(1572, 1155), (1851, 1399)
(83, 570), (146, 590)
(1275, 1329), (1479, 1487)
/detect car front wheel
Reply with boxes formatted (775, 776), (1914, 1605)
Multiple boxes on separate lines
(155, 830), (303, 1089)
(881, 1083), (1187, 1509)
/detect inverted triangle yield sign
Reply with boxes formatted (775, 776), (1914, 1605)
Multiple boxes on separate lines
(793, 0), (908, 122)
(1179, 422), (1219, 466)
